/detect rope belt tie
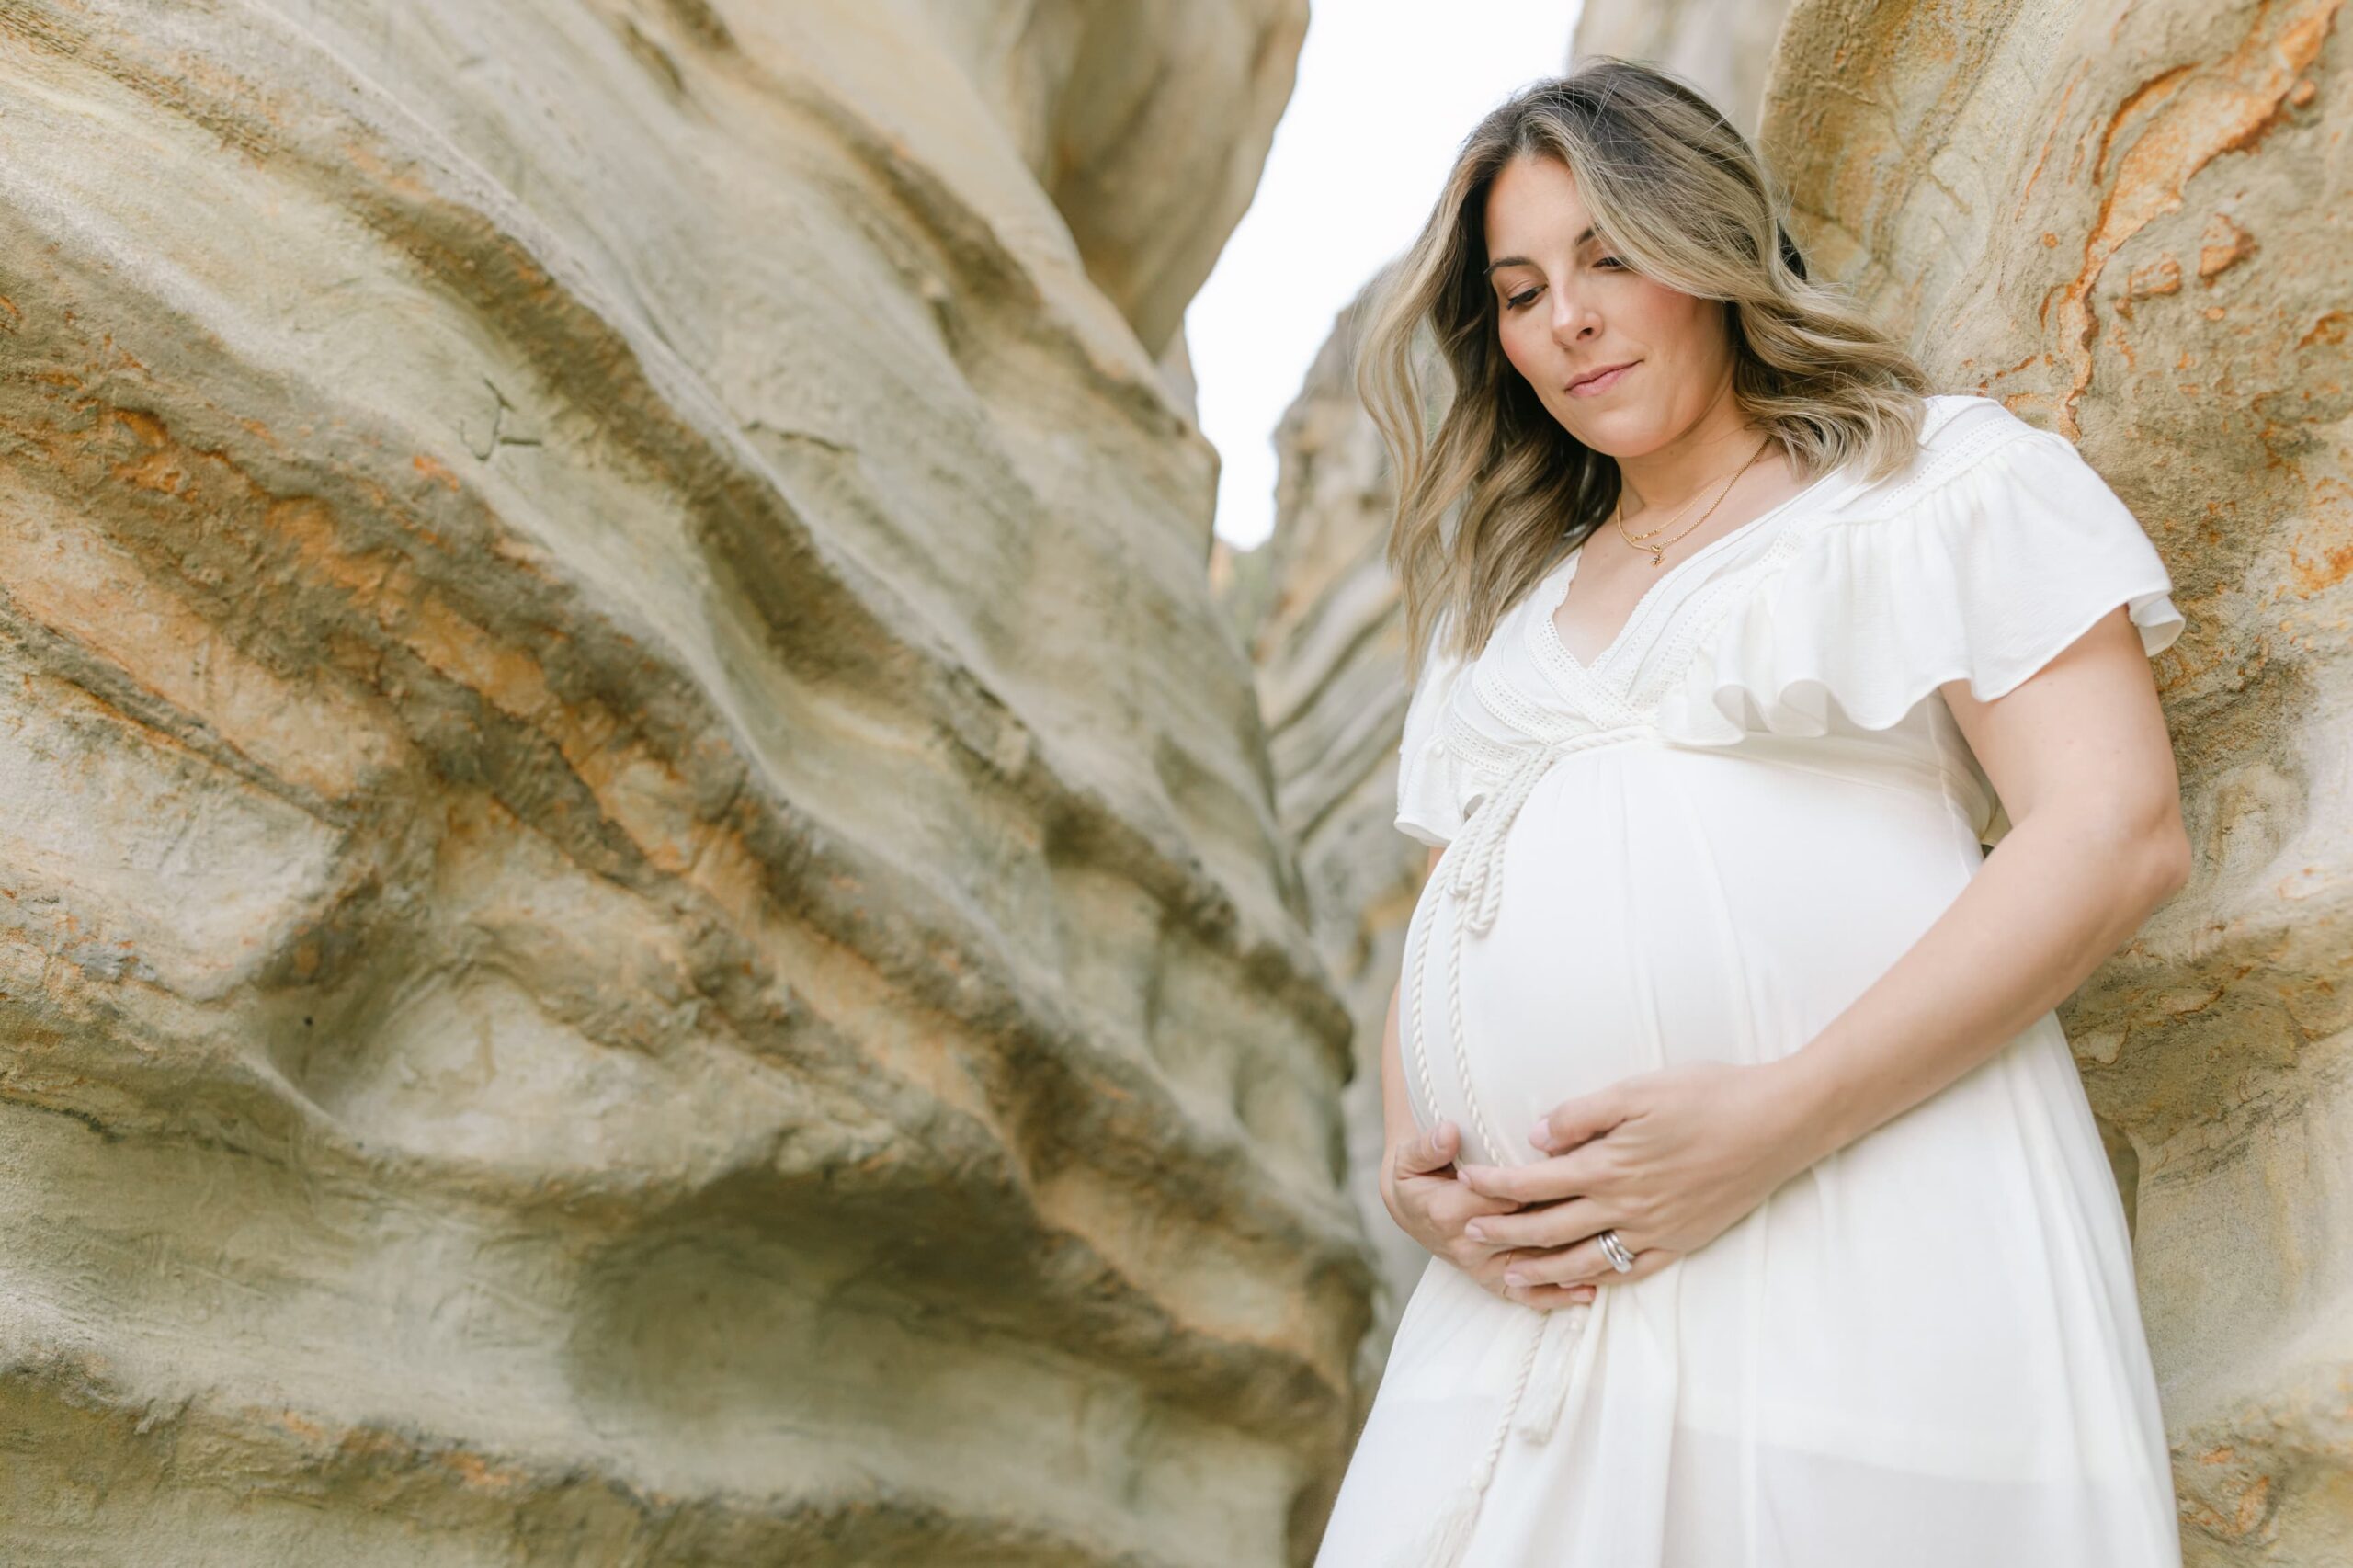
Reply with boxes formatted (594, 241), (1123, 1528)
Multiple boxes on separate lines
(1397, 724), (1645, 1568)
(1441, 739), (1568, 937)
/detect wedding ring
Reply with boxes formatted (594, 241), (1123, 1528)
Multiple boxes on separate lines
(1597, 1228), (1635, 1273)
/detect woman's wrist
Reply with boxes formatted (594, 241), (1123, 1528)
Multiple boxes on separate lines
(1755, 1045), (1861, 1173)
(1376, 1135), (1408, 1209)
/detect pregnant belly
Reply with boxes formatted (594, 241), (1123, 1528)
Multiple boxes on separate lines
(1398, 742), (1984, 1164)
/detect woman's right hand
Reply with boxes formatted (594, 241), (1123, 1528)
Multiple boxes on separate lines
(1382, 1119), (1597, 1306)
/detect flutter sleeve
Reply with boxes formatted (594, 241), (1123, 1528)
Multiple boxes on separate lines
(1653, 407), (2187, 749)
(1394, 608), (1474, 849)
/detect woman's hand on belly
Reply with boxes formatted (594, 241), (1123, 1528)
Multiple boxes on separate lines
(1383, 1119), (1600, 1307)
(1450, 1061), (1814, 1310)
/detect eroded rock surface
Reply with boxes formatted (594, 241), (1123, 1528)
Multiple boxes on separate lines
(1569, 0), (1794, 136)
(1246, 283), (1433, 1362)
(0, 3), (1363, 1564)
(1759, 3), (2351, 1558)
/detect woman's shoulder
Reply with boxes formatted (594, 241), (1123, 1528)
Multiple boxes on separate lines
(1648, 391), (2180, 753)
(1915, 391), (2055, 456)
(1824, 392), (2067, 521)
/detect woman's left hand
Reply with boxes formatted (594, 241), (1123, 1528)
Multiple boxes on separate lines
(1452, 1060), (1818, 1310)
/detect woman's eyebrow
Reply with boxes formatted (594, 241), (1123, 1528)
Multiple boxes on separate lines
(1483, 227), (1598, 278)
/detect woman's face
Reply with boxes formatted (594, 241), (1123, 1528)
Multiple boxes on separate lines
(1481, 153), (1733, 458)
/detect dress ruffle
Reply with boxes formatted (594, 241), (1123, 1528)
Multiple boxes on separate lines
(1393, 405), (2187, 852)
(1395, 608), (1477, 848)
(1650, 420), (2185, 750)
(1396, 734), (1468, 849)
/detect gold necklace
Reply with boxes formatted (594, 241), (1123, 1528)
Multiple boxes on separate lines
(1612, 444), (1745, 542)
(1614, 436), (1775, 567)
(1612, 475), (1711, 544)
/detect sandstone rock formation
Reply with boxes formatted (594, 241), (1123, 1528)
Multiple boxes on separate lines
(0, 2), (1370, 1564)
(1568, 0), (1795, 139)
(1760, 4), (2349, 1559)
(1247, 283), (1436, 1346)
(915, 0), (1306, 362)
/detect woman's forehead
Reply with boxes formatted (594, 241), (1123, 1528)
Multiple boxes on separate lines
(1483, 156), (1594, 253)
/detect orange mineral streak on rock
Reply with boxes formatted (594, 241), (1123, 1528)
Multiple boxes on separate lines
(2018, 65), (2087, 210)
(2056, 0), (2340, 436)
(2288, 528), (2353, 597)
(2198, 212), (2258, 280)
(412, 452), (462, 491)
(241, 454), (1041, 1182)
(256, 484), (969, 1116)
(271, 1410), (331, 1443)
(2094, 63), (2196, 186)
(2298, 310), (2347, 348)
(402, 592), (559, 722)
(107, 406), (200, 497)
(0, 489), (402, 801)
(2117, 254), (2184, 322)
(438, 1446), (532, 1495)
(2234, 1475), (2276, 1535)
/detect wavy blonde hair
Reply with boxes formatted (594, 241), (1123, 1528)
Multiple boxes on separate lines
(1356, 58), (1933, 674)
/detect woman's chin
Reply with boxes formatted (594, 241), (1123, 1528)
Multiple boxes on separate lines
(1557, 405), (1677, 455)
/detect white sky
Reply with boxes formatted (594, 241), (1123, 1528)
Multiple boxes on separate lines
(1188, 2), (1583, 551)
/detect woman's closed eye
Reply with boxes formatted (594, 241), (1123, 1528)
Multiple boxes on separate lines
(1501, 258), (1625, 311)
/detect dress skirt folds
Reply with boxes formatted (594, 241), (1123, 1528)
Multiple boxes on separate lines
(1313, 396), (2187, 1567)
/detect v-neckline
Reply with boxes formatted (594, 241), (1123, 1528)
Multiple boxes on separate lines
(1543, 463), (1847, 671)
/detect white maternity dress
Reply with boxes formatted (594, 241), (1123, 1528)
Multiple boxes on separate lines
(1315, 395), (2188, 1567)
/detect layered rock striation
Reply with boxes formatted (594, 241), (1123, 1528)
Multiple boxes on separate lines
(0, 2), (1365, 1564)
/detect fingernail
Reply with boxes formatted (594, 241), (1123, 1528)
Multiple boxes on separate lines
(1529, 1129), (1552, 1151)
(1464, 1221), (1486, 1241)
(1503, 1269), (1526, 1288)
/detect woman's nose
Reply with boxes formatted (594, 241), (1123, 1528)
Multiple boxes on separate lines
(1550, 291), (1599, 342)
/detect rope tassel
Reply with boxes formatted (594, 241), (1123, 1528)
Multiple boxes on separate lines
(1401, 1485), (1481, 1568)
(1444, 742), (1565, 937)
(1391, 1307), (1551, 1568)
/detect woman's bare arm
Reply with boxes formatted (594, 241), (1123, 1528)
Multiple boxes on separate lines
(1452, 607), (2192, 1308)
(1766, 605), (2193, 1162)
(1379, 845), (1449, 1160)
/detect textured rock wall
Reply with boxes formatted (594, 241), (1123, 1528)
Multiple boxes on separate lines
(911, 0), (1305, 361)
(1569, 0), (1796, 137)
(0, 2), (1370, 1565)
(1248, 285), (1434, 1350)
(1759, 3), (2351, 1559)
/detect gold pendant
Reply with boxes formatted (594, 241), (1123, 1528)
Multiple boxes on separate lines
(1647, 549), (1665, 567)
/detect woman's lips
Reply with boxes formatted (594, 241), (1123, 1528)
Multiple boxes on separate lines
(1566, 361), (1636, 396)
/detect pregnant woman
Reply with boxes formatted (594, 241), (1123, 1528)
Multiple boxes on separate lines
(1313, 61), (2190, 1567)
